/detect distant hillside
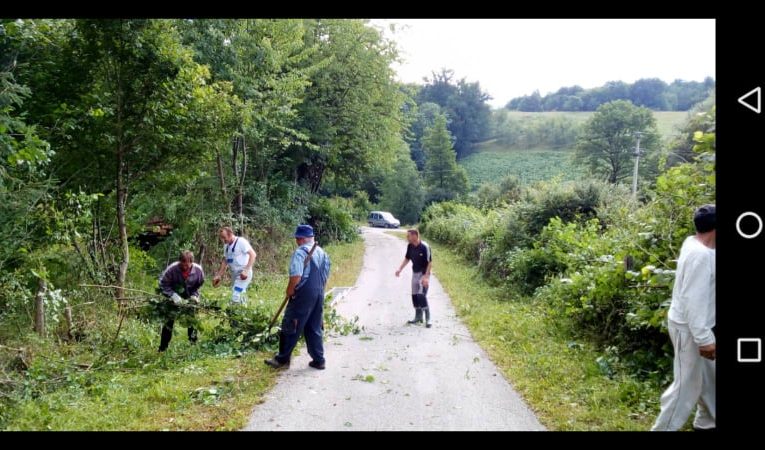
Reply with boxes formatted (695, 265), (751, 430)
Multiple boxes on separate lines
(506, 78), (714, 112)
(501, 110), (689, 142)
(462, 111), (690, 190)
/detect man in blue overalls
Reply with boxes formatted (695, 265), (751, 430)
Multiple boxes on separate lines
(265, 224), (331, 370)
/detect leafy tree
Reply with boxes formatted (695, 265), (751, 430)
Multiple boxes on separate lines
(629, 78), (669, 110)
(472, 175), (523, 209)
(562, 96), (583, 111)
(665, 78), (713, 111)
(379, 149), (425, 224)
(0, 24), (54, 271)
(422, 114), (468, 202)
(602, 81), (631, 103)
(518, 90), (543, 112)
(491, 111), (579, 149)
(15, 19), (234, 299)
(506, 78), (714, 112)
(179, 18), (317, 226)
(447, 78), (492, 157)
(574, 100), (660, 184)
(418, 68), (492, 158)
(405, 101), (441, 170)
(291, 19), (405, 193)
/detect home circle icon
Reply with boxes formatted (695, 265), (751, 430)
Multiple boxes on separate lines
(736, 212), (763, 239)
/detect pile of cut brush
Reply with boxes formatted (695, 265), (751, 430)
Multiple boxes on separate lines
(138, 292), (363, 353)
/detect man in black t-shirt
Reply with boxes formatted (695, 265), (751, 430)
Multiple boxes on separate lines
(395, 229), (433, 327)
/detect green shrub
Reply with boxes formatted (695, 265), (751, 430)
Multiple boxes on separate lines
(420, 202), (500, 264)
(308, 197), (358, 245)
(523, 180), (602, 235)
(350, 191), (373, 221)
(470, 175), (524, 210)
(505, 247), (567, 296)
(475, 180), (605, 285)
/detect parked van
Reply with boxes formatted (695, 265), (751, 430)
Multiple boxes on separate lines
(367, 211), (401, 228)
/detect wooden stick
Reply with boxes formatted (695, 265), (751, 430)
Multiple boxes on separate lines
(79, 284), (155, 295)
(0, 344), (24, 353)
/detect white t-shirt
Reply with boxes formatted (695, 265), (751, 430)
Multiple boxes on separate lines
(224, 236), (253, 273)
(668, 235), (716, 346)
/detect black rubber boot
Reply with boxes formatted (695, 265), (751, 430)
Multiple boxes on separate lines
(408, 308), (423, 324)
(423, 307), (431, 328)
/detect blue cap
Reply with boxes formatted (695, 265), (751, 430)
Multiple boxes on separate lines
(294, 224), (314, 238)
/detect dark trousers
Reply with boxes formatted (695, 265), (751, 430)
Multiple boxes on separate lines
(275, 289), (325, 364)
(159, 319), (197, 351)
(412, 293), (429, 308)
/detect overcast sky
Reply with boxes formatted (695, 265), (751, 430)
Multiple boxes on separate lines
(369, 19), (716, 108)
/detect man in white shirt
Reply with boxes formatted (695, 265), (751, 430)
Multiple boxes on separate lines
(212, 226), (257, 305)
(652, 204), (716, 431)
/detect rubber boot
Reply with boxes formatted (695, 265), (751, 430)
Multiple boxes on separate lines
(408, 308), (423, 324)
(423, 307), (431, 328)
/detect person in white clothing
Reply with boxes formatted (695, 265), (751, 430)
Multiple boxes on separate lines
(212, 226), (257, 304)
(652, 204), (716, 431)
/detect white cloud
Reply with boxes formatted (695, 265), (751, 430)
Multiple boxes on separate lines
(369, 19), (715, 108)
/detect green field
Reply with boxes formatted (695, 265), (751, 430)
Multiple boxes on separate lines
(461, 146), (585, 189)
(503, 110), (689, 143)
(461, 111), (690, 190)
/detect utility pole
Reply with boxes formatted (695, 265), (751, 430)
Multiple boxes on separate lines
(631, 131), (643, 199)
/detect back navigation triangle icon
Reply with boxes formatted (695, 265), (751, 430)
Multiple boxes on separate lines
(739, 87), (761, 114)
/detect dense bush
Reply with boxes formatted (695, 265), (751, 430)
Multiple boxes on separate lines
(535, 220), (676, 379)
(419, 202), (501, 264)
(503, 247), (566, 295)
(422, 180), (607, 288)
(476, 180), (605, 283)
(308, 197), (359, 245)
(471, 175), (523, 210)
(523, 180), (602, 235)
(350, 191), (373, 221)
(541, 133), (712, 378)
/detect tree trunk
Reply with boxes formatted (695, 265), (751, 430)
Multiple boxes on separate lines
(94, 199), (110, 281)
(231, 135), (245, 227)
(34, 278), (47, 337)
(197, 241), (206, 269)
(216, 148), (231, 215)
(64, 305), (74, 341)
(238, 137), (247, 232)
(116, 147), (129, 303)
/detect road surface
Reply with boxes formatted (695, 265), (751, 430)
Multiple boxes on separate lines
(244, 226), (544, 431)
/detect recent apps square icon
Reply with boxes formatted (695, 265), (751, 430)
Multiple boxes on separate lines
(737, 338), (762, 363)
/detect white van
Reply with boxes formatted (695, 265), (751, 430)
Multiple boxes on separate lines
(367, 211), (401, 228)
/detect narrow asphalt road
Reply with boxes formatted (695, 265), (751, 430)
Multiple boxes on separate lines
(244, 227), (545, 431)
